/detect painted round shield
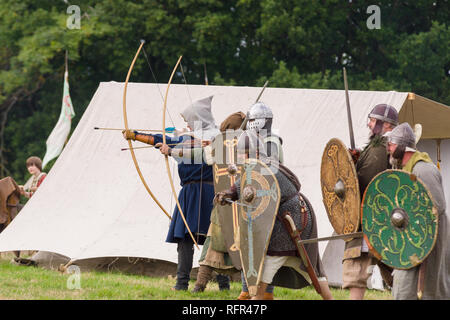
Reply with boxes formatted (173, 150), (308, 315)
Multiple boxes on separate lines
(239, 158), (280, 296)
(320, 138), (360, 235)
(361, 170), (438, 269)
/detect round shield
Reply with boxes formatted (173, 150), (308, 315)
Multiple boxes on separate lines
(361, 170), (438, 269)
(239, 158), (280, 296)
(320, 138), (360, 235)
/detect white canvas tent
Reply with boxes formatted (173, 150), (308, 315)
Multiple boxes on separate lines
(0, 82), (449, 287)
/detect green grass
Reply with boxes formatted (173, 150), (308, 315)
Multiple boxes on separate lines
(0, 254), (392, 300)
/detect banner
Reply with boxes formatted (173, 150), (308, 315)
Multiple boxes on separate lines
(42, 69), (75, 169)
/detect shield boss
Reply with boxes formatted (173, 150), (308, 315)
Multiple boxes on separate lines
(362, 170), (438, 269)
(320, 138), (360, 235)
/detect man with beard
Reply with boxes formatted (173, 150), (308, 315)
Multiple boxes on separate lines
(385, 122), (450, 299)
(343, 104), (398, 300)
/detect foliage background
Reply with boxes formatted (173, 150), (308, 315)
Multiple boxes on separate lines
(1, 0), (449, 184)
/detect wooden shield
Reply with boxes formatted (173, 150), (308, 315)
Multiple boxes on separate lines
(320, 138), (360, 235)
(239, 158), (280, 296)
(212, 130), (243, 269)
(361, 170), (438, 269)
(0, 177), (22, 226)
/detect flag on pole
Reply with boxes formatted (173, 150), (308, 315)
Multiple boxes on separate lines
(42, 57), (75, 169)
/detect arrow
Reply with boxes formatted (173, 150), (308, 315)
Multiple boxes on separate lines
(224, 198), (256, 209)
(94, 126), (176, 133)
(297, 232), (364, 245)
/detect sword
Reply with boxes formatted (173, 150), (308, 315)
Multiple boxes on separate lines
(280, 212), (322, 295)
(254, 80), (269, 103)
(239, 80), (269, 130)
(417, 260), (427, 299)
(343, 67), (355, 150)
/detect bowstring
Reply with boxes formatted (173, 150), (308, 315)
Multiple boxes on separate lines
(179, 60), (203, 244)
(142, 45), (176, 128)
(179, 61), (194, 106)
(142, 44), (179, 214)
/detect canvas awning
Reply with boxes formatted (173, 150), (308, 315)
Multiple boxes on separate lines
(399, 93), (450, 140)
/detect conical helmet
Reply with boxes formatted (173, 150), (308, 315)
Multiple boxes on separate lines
(384, 122), (416, 150)
(368, 104), (399, 125)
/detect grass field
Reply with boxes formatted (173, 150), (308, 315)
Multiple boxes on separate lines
(0, 253), (392, 300)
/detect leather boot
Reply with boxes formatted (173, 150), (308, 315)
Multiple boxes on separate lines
(217, 274), (230, 291)
(192, 265), (213, 293)
(192, 284), (206, 293)
(263, 292), (274, 300)
(237, 291), (251, 300)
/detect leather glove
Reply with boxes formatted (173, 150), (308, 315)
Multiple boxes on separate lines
(122, 129), (136, 141)
(214, 189), (237, 206)
(214, 192), (230, 206)
(348, 148), (360, 164)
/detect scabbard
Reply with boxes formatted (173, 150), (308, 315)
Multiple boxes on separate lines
(280, 211), (322, 295)
(417, 260), (427, 299)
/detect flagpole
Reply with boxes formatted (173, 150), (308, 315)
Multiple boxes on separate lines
(65, 50), (68, 74)
(64, 50), (69, 147)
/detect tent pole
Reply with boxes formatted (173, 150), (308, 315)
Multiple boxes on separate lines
(409, 93), (416, 127)
(59, 259), (75, 273)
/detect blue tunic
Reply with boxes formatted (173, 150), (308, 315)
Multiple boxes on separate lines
(152, 134), (214, 244)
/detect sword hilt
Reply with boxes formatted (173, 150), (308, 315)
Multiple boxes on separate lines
(284, 214), (297, 233)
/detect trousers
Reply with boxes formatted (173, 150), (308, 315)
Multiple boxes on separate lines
(175, 237), (195, 290)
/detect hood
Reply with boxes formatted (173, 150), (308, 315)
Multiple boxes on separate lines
(180, 96), (220, 141)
